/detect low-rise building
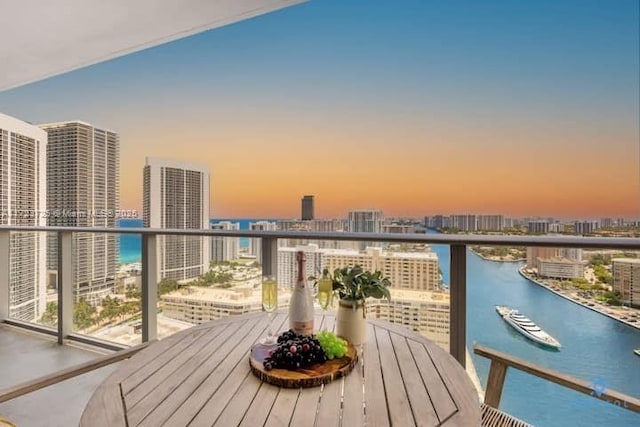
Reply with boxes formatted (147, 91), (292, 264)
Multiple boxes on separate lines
(612, 258), (640, 308)
(537, 257), (584, 280)
(161, 287), (291, 324)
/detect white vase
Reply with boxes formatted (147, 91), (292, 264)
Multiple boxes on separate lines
(336, 299), (366, 345)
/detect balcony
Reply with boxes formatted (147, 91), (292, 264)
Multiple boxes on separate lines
(0, 226), (639, 426)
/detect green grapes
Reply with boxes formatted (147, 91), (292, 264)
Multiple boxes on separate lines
(316, 330), (348, 360)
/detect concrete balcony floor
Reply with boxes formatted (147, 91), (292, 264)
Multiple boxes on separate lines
(0, 324), (119, 427)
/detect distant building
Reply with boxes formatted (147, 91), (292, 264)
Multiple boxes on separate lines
(477, 215), (504, 231)
(0, 113), (47, 321)
(249, 220), (277, 262)
(277, 244), (323, 289)
(161, 287), (291, 324)
(450, 214), (477, 232)
(348, 209), (384, 249)
(612, 258), (640, 308)
(348, 209), (383, 233)
(574, 220), (599, 235)
(503, 217), (514, 229)
(600, 218), (614, 228)
(41, 120), (119, 305)
(526, 247), (559, 270)
(527, 220), (549, 234)
(548, 223), (564, 233)
(367, 289), (450, 351)
(143, 158), (210, 282)
(537, 257), (584, 280)
(301, 195), (314, 221)
(428, 215), (449, 229)
(381, 223), (416, 234)
(322, 247), (440, 291)
(211, 221), (239, 262)
(616, 218), (626, 227)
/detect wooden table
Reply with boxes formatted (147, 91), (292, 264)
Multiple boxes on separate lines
(81, 312), (481, 426)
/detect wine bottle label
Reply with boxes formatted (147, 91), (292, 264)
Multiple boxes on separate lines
(292, 321), (313, 335)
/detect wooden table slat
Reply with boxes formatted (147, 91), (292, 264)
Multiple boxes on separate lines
(238, 383), (280, 427)
(120, 327), (209, 394)
(190, 314), (290, 427)
(124, 323), (230, 408)
(340, 347), (364, 427)
(363, 322), (391, 427)
(132, 315), (264, 426)
(407, 339), (458, 422)
(425, 343), (481, 427)
(287, 314), (328, 427)
(375, 327), (416, 427)
(263, 387), (301, 427)
(389, 332), (439, 426)
(212, 373), (263, 427)
(155, 313), (286, 427)
(80, 380), (127, 427)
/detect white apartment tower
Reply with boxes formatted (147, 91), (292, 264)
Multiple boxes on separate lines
(0, 113), (47, 321)
(143, 158), (210, 282)
(211, 221), (240, 262)
(249, 221), (277, 262)
(41, 121), (119, 305)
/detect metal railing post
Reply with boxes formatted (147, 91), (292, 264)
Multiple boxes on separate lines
(57, 231), (73, 344)
(261, 237), (278, 278)
(141, 233), (158, 342)
(450, 244), (467, 367)
(0, 230), (10, 321)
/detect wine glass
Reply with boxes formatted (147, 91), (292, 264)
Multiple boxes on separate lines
(260, 275), (278, 346)
(317, 276), (333, 311)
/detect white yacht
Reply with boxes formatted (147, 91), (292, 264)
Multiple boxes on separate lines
(496, 306), (561, 349)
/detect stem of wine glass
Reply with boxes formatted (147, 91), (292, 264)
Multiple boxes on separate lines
(267, 311), (273, 339)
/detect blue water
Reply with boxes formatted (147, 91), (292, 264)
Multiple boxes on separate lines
(429, 240), (640, 426)
(117, 218), (264, 264)
(118, 220), (640, 425)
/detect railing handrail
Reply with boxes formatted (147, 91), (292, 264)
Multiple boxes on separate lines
(474, 344), (640, 413)
(1, 225), (639, 249)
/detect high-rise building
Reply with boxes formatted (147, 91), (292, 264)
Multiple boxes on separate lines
(574, 221), (599, 235)
(41, 120), (119, 306)
(477, 215), (504, 232)
(0, 113), (47, 321)
(527, 220), (549, 234)
(612, 258), (640, 308)
(211, 221), (239, 263)
(301, 195), (314, 221)
(450, 214), (477, 232)
(348, 209), (383, 249)
(277, 244), (323, 289)
(249, 220), (277, 262)
(143, 158), (210, 282)
(600, 218), (614, 228)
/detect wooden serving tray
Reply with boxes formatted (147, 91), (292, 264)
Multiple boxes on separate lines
(249, 342), (358, 388)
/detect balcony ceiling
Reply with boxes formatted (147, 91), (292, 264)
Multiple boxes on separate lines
(0, 0), (305, 92)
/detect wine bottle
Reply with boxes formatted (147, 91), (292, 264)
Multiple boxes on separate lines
(289, 251), (314, 335)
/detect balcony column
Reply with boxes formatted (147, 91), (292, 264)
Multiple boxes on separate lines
(141, 233), (158, 342)
(261, 237), (278, 278)
(57, 231), (73, 344)
(450, 244), (467, 367)
(0, 230), (9, 321)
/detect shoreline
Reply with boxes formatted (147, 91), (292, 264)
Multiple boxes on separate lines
(468, 248), (525, 263)
(516, 266), (640, 330)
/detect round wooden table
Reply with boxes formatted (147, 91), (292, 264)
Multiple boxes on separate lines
(81, 311), (481, 426)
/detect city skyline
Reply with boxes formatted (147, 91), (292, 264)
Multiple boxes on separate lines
(0, 0), (637, 218)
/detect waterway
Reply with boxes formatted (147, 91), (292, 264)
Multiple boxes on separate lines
(119, 220), (640, 425)
(430, 240), (640, 426)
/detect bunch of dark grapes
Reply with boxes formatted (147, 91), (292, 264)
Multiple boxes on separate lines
(263, 330), (327, 371)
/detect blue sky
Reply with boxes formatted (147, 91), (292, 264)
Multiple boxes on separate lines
(0, 0), (638, 217)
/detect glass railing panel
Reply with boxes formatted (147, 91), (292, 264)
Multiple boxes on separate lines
(467, 243), (640, 426)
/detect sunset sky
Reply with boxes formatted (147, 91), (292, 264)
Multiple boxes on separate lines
(0, 0), (638, 219)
